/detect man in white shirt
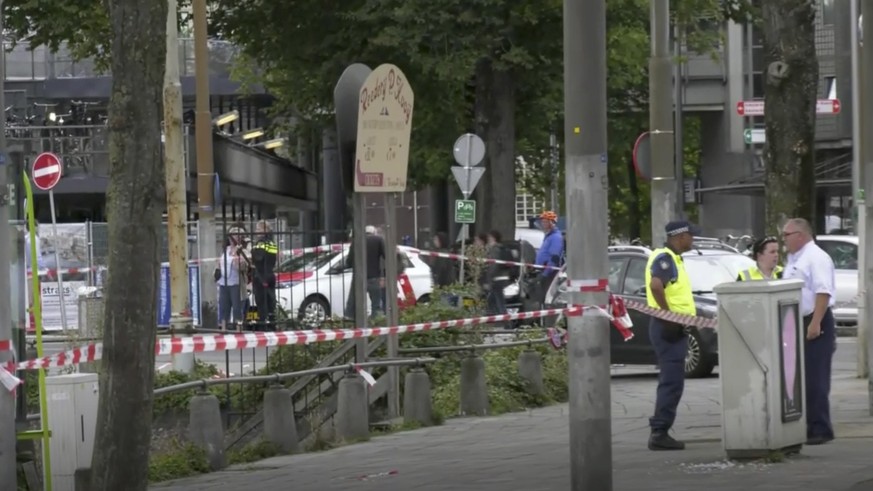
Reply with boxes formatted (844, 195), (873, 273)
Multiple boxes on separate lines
(781, 217), (836, 445)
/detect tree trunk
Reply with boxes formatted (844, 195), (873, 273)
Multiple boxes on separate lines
(761, 1), (819, 233)
(474, 59), (517, 240)
(89, 0), (167, 488)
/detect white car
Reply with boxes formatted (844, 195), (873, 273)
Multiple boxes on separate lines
(274, 244), (434, 325)
(815, 235), (859, 326)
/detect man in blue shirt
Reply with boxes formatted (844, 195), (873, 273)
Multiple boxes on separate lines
(533, 210), (564, 305)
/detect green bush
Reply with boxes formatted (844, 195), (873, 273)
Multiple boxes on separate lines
(148, 439), (210, 483)
(153, 361), (223, 416)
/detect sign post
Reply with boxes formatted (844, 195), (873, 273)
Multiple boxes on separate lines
(31, 152), (68, 333)
(353, 63), (415, 419)
(451, 133), (486, 282)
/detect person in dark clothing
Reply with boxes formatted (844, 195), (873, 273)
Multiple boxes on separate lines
(429, 232), (456, 287)
(345, 226), (386, 319)
(251, 220), (278, 329)
(484, 231), (512, 328)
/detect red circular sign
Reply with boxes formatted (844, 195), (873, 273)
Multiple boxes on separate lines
(32, 152), (63, 191)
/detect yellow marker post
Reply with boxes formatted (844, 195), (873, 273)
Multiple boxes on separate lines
(18, 171), (53, 491)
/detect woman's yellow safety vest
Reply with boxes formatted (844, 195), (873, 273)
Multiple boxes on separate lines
(644, 247), (696, 316)
(737, 265), (783, 281)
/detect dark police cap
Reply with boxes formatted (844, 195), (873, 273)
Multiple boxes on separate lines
(665, 220), (701, 237)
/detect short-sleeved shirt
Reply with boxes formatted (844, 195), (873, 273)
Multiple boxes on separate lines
(650, 252), (679, 285)
(783, 241), (836, 317)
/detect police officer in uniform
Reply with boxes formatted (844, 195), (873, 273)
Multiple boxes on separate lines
(736, 236), (783, 281)
(645, 220), (698, 451)
(251, 220), (278, 329)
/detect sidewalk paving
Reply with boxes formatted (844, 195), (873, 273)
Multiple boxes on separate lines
(151, 367), (873, 491)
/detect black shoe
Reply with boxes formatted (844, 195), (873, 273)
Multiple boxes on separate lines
(648, 431), (686, 451)
(806, 435), (834, 446)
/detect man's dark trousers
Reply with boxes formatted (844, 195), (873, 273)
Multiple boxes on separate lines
(649, 318), (687, 431)
(804, 308), (836, 440)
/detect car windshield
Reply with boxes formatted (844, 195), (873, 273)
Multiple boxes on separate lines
(277, 250), (342, 273)
(683, 254), (755, 292)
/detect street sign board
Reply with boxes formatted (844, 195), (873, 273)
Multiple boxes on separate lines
(32, 152), (63, 191)
(736, 99), (841, 116)
(743, 128), (766, 144)
(453, 133), (485, 167)
(454, 199), (476, 224)
(353, 63), (415, 192)
(451, 166), (485, 197)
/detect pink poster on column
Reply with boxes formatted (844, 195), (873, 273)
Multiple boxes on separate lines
(779, 301), (803, 422)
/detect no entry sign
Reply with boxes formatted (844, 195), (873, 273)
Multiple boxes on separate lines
(32, 152), (63, 191)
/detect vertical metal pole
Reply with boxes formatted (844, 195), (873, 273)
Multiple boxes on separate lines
(352, 193), (368, 362)
(860, 2), (873, 413)
(48, 190), (68, 332)
(674, 25), (686, 217)
(851, 0), (868, 379)
(193, 0), (218, 328)
(550, 132), (559, 212)
(458, 135), (473, 283)
(413, 190), (419, 246)
(649, 0), (676, 245)
(0, 0), (17, 482)
(383, 193), (400, 417)
(565, 0), (612, 488)
(166, 0), (194, 372)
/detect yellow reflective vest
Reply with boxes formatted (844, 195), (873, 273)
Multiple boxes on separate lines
(645, 247), (696, 316)
(737, 265), (783, 281)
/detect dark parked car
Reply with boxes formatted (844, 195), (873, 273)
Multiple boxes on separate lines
(545, 245), (755, 378)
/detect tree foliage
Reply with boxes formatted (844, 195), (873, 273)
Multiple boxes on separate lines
(88, 0), (167, 489)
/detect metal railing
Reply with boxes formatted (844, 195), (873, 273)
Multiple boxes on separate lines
(154, 357), (436, 396)
(397, 338), (550, 355)
(5, 38), (240, 81)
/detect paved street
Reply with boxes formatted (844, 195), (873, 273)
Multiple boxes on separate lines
(151, 339), (873, 491)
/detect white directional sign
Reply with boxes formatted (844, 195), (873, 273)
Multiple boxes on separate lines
(451, 166), (485, 197)
(736, 99), (841, 116)
(744, 128), (766, 144)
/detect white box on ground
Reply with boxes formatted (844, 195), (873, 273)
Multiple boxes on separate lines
(46, 373), (100, 491)
(713, 279), (807, 459)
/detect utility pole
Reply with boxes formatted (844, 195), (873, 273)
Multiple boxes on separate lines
(383, 194), (400, 418)
(674, 24), (685, 217)
(0, 0), (16, 485)
(165, 0), (194, 372)
(852, 0), (868, 379)
(649, 0), (676, 245)
(860, 1), (873, 413)
(193, 0), (218, 329)
(565, 0), (612, 488)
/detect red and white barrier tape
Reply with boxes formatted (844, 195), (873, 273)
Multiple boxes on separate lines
(406, 247), (562, 272)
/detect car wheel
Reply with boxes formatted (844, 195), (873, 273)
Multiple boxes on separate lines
(298, 296), (330, 327)
(685, 329), (714, 378)
(417, 294), (431, 304)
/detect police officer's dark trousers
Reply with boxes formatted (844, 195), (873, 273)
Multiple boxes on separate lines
(803, 308), (835, 440)
(649, 318), (687, 432)
(254, 276), (276, 328)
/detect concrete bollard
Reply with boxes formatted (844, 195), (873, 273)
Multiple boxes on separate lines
(336, 373), (369, 442)
(460, 354), (488, 416)
(188, 391), (226, 470)
(403, 368), (433, 426)
(518, 349), (545, 396)
(263, 384), (300, 454)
